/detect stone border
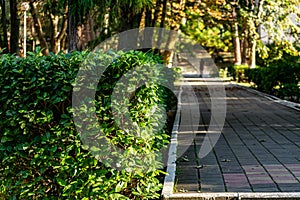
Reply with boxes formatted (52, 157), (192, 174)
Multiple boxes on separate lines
(161, 86), (182, 197)
(163, 192), (300, 200)
(233, 83), (300, 111)
(162, 82), (300, 199)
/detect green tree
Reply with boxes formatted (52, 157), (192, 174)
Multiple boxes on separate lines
(46, 0), (68, 54)
(10, 0), (95, 54)
(238, 0), (300, 68)
(181, 0), (233, 56)
(29, 0), (49, 56)
(66, 0), (153, 51)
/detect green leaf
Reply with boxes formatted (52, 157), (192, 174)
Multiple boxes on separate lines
(1, 136), (14, 143)
(57, 178), (67, 186)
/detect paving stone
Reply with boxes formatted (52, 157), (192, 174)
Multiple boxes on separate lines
(277, 183), (300, 192)
(252, 187), (279, 192)
(174, 84), (300, 194)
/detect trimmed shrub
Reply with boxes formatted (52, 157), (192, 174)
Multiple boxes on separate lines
(247, 56), (300, 102)
(0, 50), (177, 199)
(233, 65), (249, 82)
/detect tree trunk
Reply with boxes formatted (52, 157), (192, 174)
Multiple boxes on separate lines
(29, 2), (49, 56)
(57, 5), (68, 52)
(49, 4), (68, 54)
(68, 0), (79, 52)
(241, 37), (248, 65)
(0, 28), (2, 49)
(86, 17), (96, 42)
(31, 18), (36, 52)
(249, 40), (256, 68)
(141, 7), (153, 49)
(248, 0), (264, 69)
(241, 20), (248, 65)
(164, 30), (178, 67)
(10, 0), (20, 54)
(67, 15), (77, 51)
(1, 0), (8, 53)
(76, 24), (85, 50)
(117, 7), (143, 51)
(157, 0), (167, 47)
(61, 35), (67, 51)
(50, 14), (59, 54)
(162, 0), (186, 66)
(232, 5), (241, 65)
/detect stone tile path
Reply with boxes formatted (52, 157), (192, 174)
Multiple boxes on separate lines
(175, 83), (300, 193)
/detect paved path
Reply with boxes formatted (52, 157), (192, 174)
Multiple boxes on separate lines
(175, 83), (300, 193)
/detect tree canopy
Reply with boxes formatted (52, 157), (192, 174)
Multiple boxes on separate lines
(1, 0), (300, 67)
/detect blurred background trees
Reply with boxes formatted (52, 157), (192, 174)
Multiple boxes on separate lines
(0, 0), (300, 68)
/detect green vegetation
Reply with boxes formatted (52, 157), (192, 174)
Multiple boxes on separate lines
(0, 50), (177, 199)
(1, 0), (300, 198)
(2, 0), (300, 63)
(247, 53), (300, 103)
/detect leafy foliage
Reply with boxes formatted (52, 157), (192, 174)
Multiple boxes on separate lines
(232, 65), (249, 82)
(0, 50), (177, 199)
(238, 0), (300, 65)
(182, 0), (233, 55)
(247, 54), (300, 102)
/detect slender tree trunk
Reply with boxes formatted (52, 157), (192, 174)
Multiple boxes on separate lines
(49, 5), (68, 54)
(10, 0), (20, 54)
(117, 8), (143, 51)
(29, 2), (49, 56)
(143, 0), (161, 52)
(164, 30), (178, 66)
(232, 5), (241, 65)
(57, 6), (68, 53)
(50, 14), (59, 54)
(163, 0), (186, 66)
(68, 0), (79, 52)
(241, 20), (248, 65)
(91, 18), (96, 40)
(61, 35), (67, 51)
(157, 0), (167, 47)
(76, 24), (85, 50)
(248, 20), (257, 69)
(140, 8), (154, 50)
(67, 14), (78, 51)
(0, 29), (2, 49)
(248, 0), (264, 68)
(249, 40), (256, 68)
(102, 12), (110, 40)
(31, 19), (36, 52)
(87, 17), (96, 42)
(1, 0), (8, 53)
(241, 37), (248, 65)
(232, 26), (241, 65)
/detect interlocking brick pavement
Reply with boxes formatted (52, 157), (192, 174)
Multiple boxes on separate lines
(175, 83), (300, 193)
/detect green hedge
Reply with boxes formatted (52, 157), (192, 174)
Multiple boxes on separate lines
(232, 65), (249, 82)
(0, 50), (177, 199)
(247, 57), (300, 102)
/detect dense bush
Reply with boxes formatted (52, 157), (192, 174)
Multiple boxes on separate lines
(0, 50), (177, 199)
(218, 64), (248, 82)
(247, 55), (300, 102)
(232, 65), (249, 82)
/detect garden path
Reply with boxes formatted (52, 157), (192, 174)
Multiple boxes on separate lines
(175, 82), (300, 194)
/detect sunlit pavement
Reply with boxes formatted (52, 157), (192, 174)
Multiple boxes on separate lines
(175, 83), (300, 193)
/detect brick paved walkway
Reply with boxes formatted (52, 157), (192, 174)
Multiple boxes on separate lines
(175, 83), (300, 193)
